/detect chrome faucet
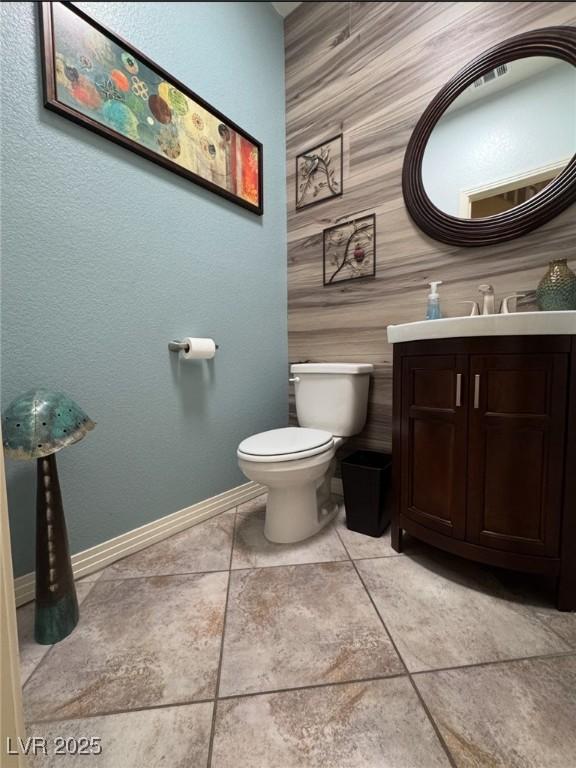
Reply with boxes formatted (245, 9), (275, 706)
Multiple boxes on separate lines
(500, 293), (525, 314)
(470, 285), (525, 316)
(478, 284), (497, 315)
(460, 301), (480, 317)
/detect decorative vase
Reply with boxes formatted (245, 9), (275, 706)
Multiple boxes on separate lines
(536, 259), (576, 311)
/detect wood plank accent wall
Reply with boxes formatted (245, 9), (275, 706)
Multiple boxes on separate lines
(285, 1), (576, 453)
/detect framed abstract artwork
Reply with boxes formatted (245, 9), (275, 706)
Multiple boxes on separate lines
(39, 2), (263, 214)
(296, 134), (343, 210)
(323, 214), (376, 286)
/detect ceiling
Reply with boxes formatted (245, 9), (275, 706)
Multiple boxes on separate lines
(271, 2), (302, 18)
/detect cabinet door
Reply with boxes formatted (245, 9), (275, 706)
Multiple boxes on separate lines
(400, 355), (468, 538)
(467, 354), (567, 556)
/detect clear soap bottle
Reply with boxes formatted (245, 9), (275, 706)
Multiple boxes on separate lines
(426, 281), (443, 320)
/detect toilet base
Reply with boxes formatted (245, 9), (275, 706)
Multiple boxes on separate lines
(264, 479), (339, 543)
(238, 449), (338, 544)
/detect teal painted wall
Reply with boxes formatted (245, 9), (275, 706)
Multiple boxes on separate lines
(1, 2), (287, 577)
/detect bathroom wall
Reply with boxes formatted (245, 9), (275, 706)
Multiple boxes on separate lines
(1, 2), (287, 577)
(423, 62), (576, 216)
(285, 1), (576, 452)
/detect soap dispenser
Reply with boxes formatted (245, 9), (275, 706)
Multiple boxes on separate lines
(426, 281), (443, 320)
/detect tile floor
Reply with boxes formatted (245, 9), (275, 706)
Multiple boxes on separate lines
(19, 495), (576, 767)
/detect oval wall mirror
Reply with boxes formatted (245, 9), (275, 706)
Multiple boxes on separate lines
(402, 27), (576, 246)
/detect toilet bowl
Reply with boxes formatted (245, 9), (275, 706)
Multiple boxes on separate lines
(238, 428), (341, 543)
(237, 363), (373, 543)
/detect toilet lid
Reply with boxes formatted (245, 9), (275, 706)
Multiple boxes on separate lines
(238, 427), (333, 457)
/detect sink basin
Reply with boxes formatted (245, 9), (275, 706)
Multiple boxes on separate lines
(387, 311), (576, 344)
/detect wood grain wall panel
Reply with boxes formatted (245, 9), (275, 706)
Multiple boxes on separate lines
(286, 1), (576, 452)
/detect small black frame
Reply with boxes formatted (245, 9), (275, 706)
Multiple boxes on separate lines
(296, 134), (343, 211)
(323, 213), (376, 286)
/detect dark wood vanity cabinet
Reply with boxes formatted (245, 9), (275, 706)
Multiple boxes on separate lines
(392, 336), (576, 610)
(398, 354), (468, 540)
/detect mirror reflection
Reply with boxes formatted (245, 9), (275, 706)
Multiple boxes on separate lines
(422, 57), (576, 219)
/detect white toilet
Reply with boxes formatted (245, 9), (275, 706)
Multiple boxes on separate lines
(237, 363), (373, 543)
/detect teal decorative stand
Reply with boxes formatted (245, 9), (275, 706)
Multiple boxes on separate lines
(2, 390), (95, 645)
(35, 453), (79, 644)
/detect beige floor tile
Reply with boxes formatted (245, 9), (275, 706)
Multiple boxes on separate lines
(232, 497), (348, 569)
(18, 581), (97, 685)
(77, 570), (104, 583)
(219, 562), (403, 697)
(335, 505), (398, 560)
(24, 573), (228, 721)
(415, 655), (576, 768)
(212, 677), (450, 768)
(491, 568), (576, 648)
(357, 554), (571, 672)
(100, 514), (235, 579)
(535, 609), (576, 647)
(236, 494), (267, 516)
(28, 701), (213, 768)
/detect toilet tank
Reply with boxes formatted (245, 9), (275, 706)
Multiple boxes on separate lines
(290, 363), (373, 436)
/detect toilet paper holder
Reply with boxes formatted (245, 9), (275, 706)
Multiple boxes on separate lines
(168, 339), (219, 353)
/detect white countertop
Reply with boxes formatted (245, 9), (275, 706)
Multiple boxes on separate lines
(387, 311), (576, 344)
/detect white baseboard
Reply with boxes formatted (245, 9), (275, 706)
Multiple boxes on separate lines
(14, 481), (264, 607)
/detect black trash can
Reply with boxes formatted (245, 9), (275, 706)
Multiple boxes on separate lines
(341, 451), (392, 537)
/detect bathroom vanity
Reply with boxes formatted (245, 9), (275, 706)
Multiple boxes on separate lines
(388, 313), (576, 610)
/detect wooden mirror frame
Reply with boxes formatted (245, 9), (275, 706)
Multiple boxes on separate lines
(402, 26), (576, 247)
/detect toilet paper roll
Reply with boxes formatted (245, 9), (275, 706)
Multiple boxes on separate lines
(179, 337), (216, 361)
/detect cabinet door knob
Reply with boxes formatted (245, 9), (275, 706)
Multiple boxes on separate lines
(474, 374), (481, 409)
(456, 373), (462, 407)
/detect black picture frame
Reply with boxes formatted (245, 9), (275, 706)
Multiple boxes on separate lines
(39, 2), (263, 215)
(296, 134), (343, 211)
(323, 214), (376, 286)
(402, 26), (576, 246)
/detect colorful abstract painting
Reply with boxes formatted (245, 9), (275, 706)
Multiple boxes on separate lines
(296, 135), (343, 210)
(323, 214), (376, 286)
(40, 2), (262, 214)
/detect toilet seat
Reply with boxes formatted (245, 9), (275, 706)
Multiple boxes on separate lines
(237, 427), (334, 463)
